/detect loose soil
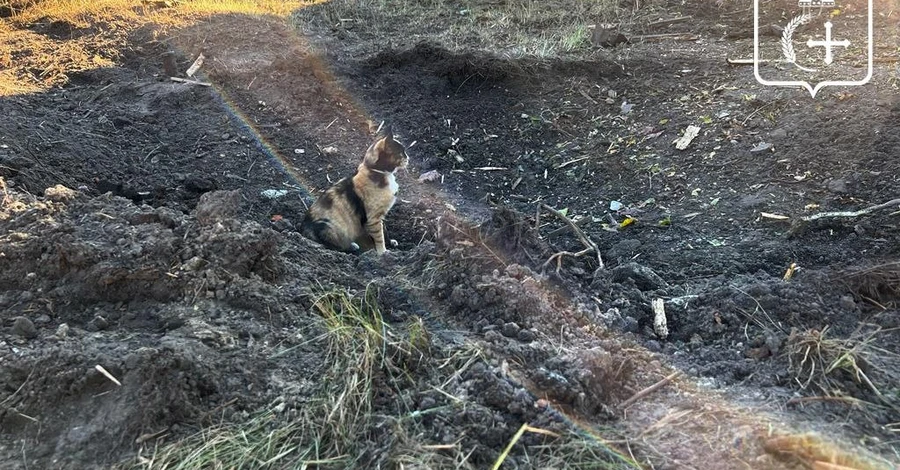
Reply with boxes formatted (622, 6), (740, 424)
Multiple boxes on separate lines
(1, 1), (899, 469)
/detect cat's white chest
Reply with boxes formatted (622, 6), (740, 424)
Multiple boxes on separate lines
(386, 172), (399, 195)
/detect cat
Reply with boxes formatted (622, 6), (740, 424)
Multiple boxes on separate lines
(300, 127), (409, 255)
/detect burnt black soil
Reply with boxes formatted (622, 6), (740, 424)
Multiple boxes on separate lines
(1, 1), (900, 468)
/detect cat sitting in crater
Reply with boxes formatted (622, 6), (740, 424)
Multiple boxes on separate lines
(300, 127), (409, 255)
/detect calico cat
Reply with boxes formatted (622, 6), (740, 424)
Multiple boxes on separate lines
(300, 127), (409, 254)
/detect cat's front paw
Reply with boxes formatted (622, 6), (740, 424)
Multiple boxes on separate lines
(349, 242), (361, 252)
(389, 239), (399, 248)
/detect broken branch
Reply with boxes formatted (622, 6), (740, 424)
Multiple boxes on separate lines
(170, 76), (212, 87)
(619, 370), (682, 410)
(539, 204), (604, 272)
(801, 198), (900, 222)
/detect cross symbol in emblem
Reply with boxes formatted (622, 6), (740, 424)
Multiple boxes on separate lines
(806, 21), (851, 65)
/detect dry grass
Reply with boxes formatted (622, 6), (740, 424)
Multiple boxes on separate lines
(125, 285), (641, 469)
(293, 0), (630, 60)
(840, 261), (900, 308)
(786, 325), (900, 409)
(127, 286), (404, 469)
(763, 432), (896, 470)
(0, 0), (316, 96)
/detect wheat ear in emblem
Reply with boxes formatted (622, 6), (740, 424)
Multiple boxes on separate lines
(781, 13), (818, 72)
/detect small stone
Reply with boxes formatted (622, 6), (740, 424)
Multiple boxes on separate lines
(12, 316), (37, 339)
(419, 396), (436, 409)
(34, 314), (51, 324)
(839, 295), (856, 311)
(194, 190), (241, 225)
(769, 128), (787, 139)
(89, 316), (109, 331)
(501, 322), (521, 338)
(55, 323), (70, 338)
(826, 178), (848, 194)
(517, 329), (535, 343)
(620, 316), (640, 333)
(645, 340), (662, 352)
(182, 256), (206, 271)
(484, 329), (503, 342)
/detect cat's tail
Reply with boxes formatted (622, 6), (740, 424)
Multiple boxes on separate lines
(300, 217), (358, 253)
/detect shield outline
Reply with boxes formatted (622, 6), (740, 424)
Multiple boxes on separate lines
(753, 0), (873, 98)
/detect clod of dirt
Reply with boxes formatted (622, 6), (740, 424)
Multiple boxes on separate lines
(11, 316), (38, 339)
(609, 262), (668, 291)
(501, 321), (521, 338)
(43, 184), (78, 202)
(195, 189), (242, 225)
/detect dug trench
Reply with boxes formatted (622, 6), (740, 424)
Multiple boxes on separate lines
(0, 9), (897, 470)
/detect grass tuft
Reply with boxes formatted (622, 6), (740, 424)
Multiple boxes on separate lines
(127, 285), (398, 469)
(786, 325), (900, 409)
(294, 0), (624, 61)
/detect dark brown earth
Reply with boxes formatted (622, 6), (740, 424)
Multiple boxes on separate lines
(1, 0), (899, 469)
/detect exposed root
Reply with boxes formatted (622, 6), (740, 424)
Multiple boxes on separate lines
(786, 325), (900, 410)
(538, 203), (604, 273)
(838, 261), (900, 308)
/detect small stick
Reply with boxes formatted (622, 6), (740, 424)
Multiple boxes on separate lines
(94, 365), (122, 386)
(185, 52), (205, 77)
(540, 204), (604, 270)
(635, 33), (699, 42)
(135, 427), (170, 444)
(786, 396), (866, 407)
(619, 371), (682, 410)
(545, 216), (591, 238)
(545, 247), (595, 273)
(727, 58), (771, 65)
(648, 16), (692, 28)
(556, 156), (591, 169)
(801, 198), (900, 222)
(170, 76), (212, 87)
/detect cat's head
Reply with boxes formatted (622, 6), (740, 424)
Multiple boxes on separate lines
(363, 126), (409, 172)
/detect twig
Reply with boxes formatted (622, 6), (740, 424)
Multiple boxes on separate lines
(94, 365), (122, 387)
(170, 76), (212, 87)
(786, 396), (867, 407)
(619, 371), (682, 410)
(545, 216), (590, 238)
(648, 16), (692, 28)
(801, 198), (900, 222)
(539, 204), (604, 272)
(635, 33), (699, 42)
(0, 368), (34, 407)
(0, 177), (11, 207)
(727, 58), (771, 65)
(135, 427), (170, 444)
